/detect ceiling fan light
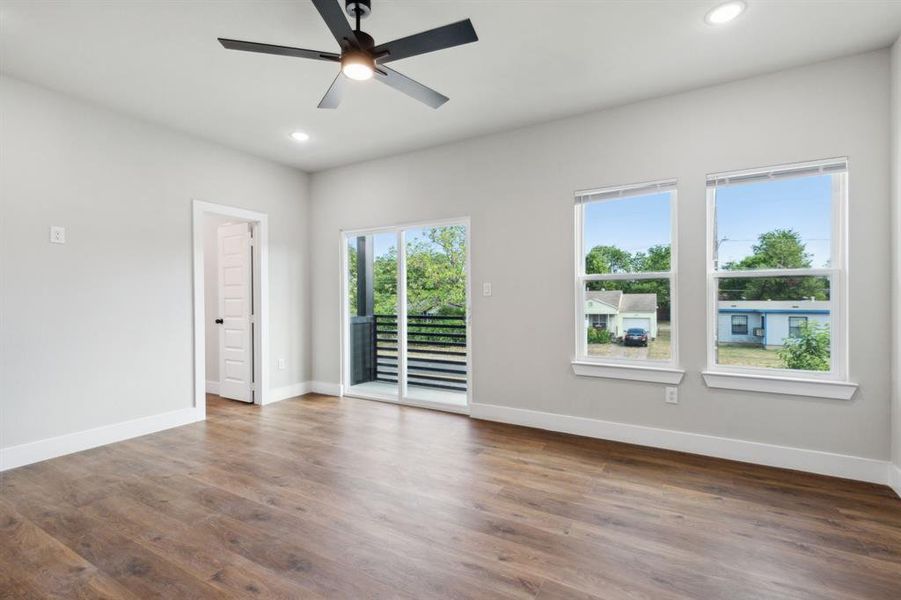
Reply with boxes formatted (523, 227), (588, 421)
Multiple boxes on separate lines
(341, 52), (374, 81)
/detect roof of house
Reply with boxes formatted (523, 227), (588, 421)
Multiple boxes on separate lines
(586, 290), (622, 309)
(587, 291), (657, 313)
(620, 294), (658, 313)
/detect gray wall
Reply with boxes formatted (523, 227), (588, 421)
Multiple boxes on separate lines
(311, 50), (893, 461)
(0, 76), (311, 449)
(892, 37), (901, 470)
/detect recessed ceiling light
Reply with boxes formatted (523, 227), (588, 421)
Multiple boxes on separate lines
(705, 1), (746, 25)
(290, 131), (310, 143)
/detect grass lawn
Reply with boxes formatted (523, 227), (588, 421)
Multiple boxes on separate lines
(716, 344), (784, 369)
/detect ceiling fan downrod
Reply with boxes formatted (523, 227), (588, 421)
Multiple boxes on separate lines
(345, 0), (371, 33)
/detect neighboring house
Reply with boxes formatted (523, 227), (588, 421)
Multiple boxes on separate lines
(717, 300), (830, 348)
(585, 291), (658, 339)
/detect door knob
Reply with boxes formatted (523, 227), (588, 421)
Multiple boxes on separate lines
(215, 318), (224, 324)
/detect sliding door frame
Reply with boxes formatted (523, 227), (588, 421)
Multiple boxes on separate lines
(339, 216), (472, 414)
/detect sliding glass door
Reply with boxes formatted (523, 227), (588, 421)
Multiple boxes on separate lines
(344, 220), (469, 409)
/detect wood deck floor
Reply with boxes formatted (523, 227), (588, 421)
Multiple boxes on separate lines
(1, 393), (899, 599)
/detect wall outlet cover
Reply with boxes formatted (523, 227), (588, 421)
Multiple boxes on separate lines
(482, 282), (492, 297)
(50, 226), (66, 244)
(665, 386), (678, 404)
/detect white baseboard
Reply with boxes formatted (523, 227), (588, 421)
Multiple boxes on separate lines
(0, 406), (202, 472)
(206, 380), (220, 394)
(266, 382), (312, 405)
(890, 464), (901, 499)
(311, 381), (343, 396)
(470, 403), (891, 486)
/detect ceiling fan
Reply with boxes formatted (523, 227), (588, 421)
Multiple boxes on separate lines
(218, 0), (478, 109)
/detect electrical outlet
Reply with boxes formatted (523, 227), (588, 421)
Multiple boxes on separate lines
(482, 282), (492, 297)
(277, 358), (286, 370)
(50, 226), (66, 244)
(665, 386), (678, 404)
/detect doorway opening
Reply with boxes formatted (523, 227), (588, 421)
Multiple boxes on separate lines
(341, 218), (471, 413)
(192, 201), (269, 416)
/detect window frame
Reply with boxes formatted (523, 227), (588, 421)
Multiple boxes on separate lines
(572, 179), (682, 384)
(704, 158), (850, 385)
(731, 315), (749, 336)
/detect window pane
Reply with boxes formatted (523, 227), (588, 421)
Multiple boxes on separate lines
(714, 174), (833, 271)
(715, 276), (831, 371)
(583, 191), (671, 274)
(583, 279), (670, 361)
(346, 232), (398, 396)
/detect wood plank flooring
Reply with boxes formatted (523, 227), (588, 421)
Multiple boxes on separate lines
(1, 393), (899, 599)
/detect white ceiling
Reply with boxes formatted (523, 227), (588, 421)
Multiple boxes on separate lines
(2, 1), (901, 172)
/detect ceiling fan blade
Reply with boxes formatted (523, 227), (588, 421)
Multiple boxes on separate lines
(375, 66), (449, 109)
(371, 19), (477, 64)
(311, 0), (360, 50)
(219, 38), (339, 62)
(318, 73), (347, 109)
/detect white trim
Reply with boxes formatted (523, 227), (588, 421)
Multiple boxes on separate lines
(575, 178), (677, 202)
(889, 465), (901, 499)
(344, 391), (469, 416)
(192, 200), (270, 418)
(707, 157), (848, 187)
(0, 407), (202, 472)
(206, 380), (220, 394)
(311, 381), (344, 396)
(469, 403), (889, 485)
(267, 382), (312, 405)
(573, 182), (679, 371)
(572, 361), (684, 384)
(702, 370), (857, 400)
(705, 163), (849, 386)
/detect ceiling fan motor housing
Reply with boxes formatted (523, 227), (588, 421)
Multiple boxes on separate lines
(345, 1), (371, 19)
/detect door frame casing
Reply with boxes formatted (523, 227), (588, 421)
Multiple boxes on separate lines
(338, 216), (472, 415)
(192, 200), (270, 417)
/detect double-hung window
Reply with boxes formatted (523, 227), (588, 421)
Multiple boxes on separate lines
(704, 158), (855, 399)
(573, 179), (682, 384)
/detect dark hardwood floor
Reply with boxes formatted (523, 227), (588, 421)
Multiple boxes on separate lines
(1, 393), (899, 599)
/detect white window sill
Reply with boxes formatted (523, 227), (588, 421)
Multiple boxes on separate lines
(701, 371), (857, 400)
(572, 361), (685, 385)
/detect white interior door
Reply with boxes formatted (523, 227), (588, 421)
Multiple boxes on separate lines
(217, 222), (253, 402)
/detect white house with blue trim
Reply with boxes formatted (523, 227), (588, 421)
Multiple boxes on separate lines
(717, 300), (830, 348)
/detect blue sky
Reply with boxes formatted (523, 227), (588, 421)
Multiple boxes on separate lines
(583, 192), (671, 255)
(583, 176), (832, 268)
(715, 175), (832, 268)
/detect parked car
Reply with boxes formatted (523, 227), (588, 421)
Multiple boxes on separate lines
(623, 328), (649, 347)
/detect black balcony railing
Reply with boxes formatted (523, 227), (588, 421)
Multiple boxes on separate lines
(372, 314), (467, 392)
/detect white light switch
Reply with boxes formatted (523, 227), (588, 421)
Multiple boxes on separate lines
(665, 386), (678, 404)
(277, 358), (286, 370)
(482, 282), (492, 297)
(50, 226), (66, 244)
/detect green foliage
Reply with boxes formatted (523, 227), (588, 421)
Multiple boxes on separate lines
(719, 229), (828, 301)
(585, 244), (671, 311)
(726, 229), (813, 270)
(587, 327), (614, 344)
(404, 226), (466, 315)
(586, 245), (634, 274)
(778, 322), (830, 371)
(355, 225), (466, 317)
